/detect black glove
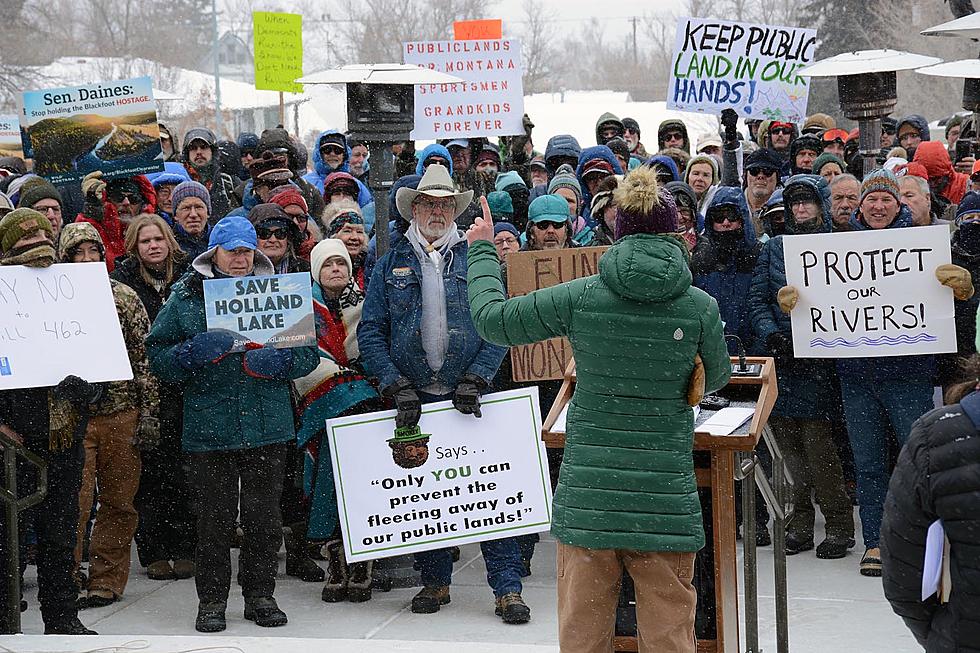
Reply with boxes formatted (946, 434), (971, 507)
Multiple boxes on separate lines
(453, 373), (486, 418)
(766, 332), (794, 366)
(383, 378), (421, 428)
(398, 140), (416, 162)
(720, 109), (739, 144)
(53, 375), (101, 409)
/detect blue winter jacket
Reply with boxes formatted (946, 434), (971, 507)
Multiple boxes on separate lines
(414, 144), (454, 176)
(644, 155), (681, 182)
(575, 146), (624, 222)
(357, 235), (507, 391)
(303, 130), (375, 207)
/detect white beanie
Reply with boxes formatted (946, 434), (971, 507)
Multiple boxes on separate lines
(310, 237), (352, 283)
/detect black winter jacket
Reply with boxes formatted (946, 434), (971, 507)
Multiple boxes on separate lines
(881, 394), (980, 652)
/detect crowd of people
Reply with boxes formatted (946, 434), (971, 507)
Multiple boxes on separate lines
(0, 106), (978, 652)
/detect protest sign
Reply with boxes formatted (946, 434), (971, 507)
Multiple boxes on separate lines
(327, 387), (552, 563)
(0, 115), (23, 160)
(506, 246), (607, 381)
(666, 17), (817, 123)
(253, 11), (304, 94)
(454, 19), (503, 40)
(783, 225), (956, 358)
(21, 76), (162, 186)
(0, 263), (132, 390)
(203, 272), (314, 352)
(403, 39), (524, 139)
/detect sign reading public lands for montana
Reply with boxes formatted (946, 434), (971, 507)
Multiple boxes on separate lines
(21, 76), (163, 186)
(782, 225), (956, 358)
(667, 17), (817, 123)
(327, 387), (552, 563)
(403, 39), (525, 140)
(0, 115), (23, 160)
(203, 272), (315, 353)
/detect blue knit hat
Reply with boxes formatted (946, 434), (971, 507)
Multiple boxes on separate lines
(527, 194), (570, 225)
(208, 215), (257, 251)
(493, 221), (520, 238)
(171, 181), (212, 216)
(956, 191), (980, 223)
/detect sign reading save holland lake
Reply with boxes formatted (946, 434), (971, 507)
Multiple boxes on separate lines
(203, 272), (315, 352)
(21, 76), (163, 186)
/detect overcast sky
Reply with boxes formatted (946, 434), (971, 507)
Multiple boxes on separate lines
(495, 0), (687, 39)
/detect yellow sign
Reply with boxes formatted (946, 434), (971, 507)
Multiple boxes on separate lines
(253, 12), (303, 93)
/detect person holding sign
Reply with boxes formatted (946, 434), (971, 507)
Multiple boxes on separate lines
(146, 215), (319, 632)
(776, 170), (974, 576)
(358, 164), (530, 622)
(467, 165), (731, 653)
(76, 171), (156, 272)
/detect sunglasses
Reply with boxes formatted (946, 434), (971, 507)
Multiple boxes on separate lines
(109, 191), (141, 203)
(771, 127), (793, 136)
(711, 213), (741, 224)
(320, 144), (345, 155)
(532, 220), (566, 230)
(664, 131), (684, 141)
(256, 226), (290, 240)
(748, 168), (777, 178)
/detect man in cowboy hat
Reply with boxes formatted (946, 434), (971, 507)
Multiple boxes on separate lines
(358, 164), (529, 624)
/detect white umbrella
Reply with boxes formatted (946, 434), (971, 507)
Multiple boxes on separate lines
(798, 50), (942, 77)
(921, 12), (980, 38)
(297, 64), (462, 86)
(916, 59), (980, 78)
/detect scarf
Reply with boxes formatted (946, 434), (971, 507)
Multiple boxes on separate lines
(1, 243), (55, 267)
(406, 221), (463, 375)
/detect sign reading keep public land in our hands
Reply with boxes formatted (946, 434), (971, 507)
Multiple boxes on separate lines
(506, 246), (608, 382)
(667, 17), (817, 123)
(783, 226), (957, 358)
(253, 11), (304, 94)
(327, 387), (552, 563)
(0, 115), (23, 160)
(403, 39), (525, 139)
(203, 272), (315, 352)
(0, 263), (133, 390)
(21, 76), (163, 186)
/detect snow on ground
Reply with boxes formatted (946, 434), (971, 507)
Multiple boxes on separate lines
(7, 510), (920, 653)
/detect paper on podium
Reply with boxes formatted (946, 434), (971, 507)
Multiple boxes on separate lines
(698, 407), (755, 435)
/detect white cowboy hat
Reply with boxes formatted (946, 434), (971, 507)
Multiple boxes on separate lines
(395, 164), (473, 221)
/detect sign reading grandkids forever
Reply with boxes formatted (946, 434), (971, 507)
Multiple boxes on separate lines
(667, 17), (817, 123)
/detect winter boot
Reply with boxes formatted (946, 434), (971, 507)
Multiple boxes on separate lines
(44, 616), (97, 635)
(147, 560), (176, 580)
(495, 592), (531, 624)
(347, 561), (374, 602)
(784, 534), (814, 556)
(173, 559), (196, 579)
(285, 523), (325, 582)
(195, 601), (227, 633)
(321, 539), (348, 602)
(244, 596), (288, 627)
(411, 586), (451, 614)
(816, 537), (856, 560)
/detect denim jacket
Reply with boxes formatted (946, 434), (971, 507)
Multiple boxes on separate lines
(357, 234), (507, 391)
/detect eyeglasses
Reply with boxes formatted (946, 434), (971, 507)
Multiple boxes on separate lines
(748, 168), (777, 178)
(532, 220), (566, 230)
(256, 226), (290, 240)
(415, 198), (455, 213)
(493, 235), (519, 246)
(771, 127), (793, 136)
(109, 191), (141, 203)
(33, 204), (61, 215)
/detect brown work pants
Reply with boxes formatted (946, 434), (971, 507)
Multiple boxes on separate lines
(74, 409), (141, 598)
(557, 542), (697, 653)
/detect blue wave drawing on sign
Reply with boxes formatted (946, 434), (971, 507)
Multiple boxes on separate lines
(810, 334), (938, 348)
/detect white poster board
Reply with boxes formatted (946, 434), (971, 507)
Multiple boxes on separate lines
(327, 387), (552, 563)
(0, 263), (133, 389)
(403, 39), (525, 139)
(667, 17), (816, 123)
(783, 226), (956, 358)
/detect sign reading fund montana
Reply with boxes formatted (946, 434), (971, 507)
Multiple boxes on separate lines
(667, 18), (817, 123)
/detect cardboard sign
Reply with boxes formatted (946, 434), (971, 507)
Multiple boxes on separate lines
(21, 76), (162, 186)
(403, 39), (525, 139)
(454, 19), (503, 40)
(667, 17), (817, 123)
(253, 11), (304, 94)
(507, 246), (607, 381)
(783, 226), (956, 358)
(0, 115), (23, 160)
(203, 272), (315, 352)
(0, 263), (133, 390)
(327, 387), (552, 563)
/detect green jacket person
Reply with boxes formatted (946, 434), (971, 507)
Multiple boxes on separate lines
(465, 165), (731, 653)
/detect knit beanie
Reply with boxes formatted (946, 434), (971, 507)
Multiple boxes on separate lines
(486, 190), (514, 218)
(16, 177), (62, 210)
(269, 185), (309, 213)
(811, 152), (845, 176)
(955, 191), (980, 223)
(494, 170), (526, 193)
(622, 117), (640, 137)
(859, 169), (901, 205)
(493, 221), (520, 239)
(0, 207), (52, 253)
(0, 191), (12, 214)
(171, 181), (212, 216)
(548, 164), (582, 205)
(613, 166), (678, 239)
(310, 237), (352, 282)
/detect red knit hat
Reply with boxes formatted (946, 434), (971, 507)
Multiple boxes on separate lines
(268, 186), (308, 213)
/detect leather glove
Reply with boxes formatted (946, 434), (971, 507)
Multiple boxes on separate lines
(133, 416), (160, 451)
(53, 375), (101, 409)
(383, 378), (421, 428)
(81, 170), (106, 198)
(767, 332), (794, 366)
(936, 263), (975, 301)
(453, 373), (486, 418)
(243, 346), (294, 380)
(720, 109), (739, 143)
(777, 285), (799, 314)
(175, 331), (237, 370)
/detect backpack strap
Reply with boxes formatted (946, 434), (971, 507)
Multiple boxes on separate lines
(959, 390), (980, 428)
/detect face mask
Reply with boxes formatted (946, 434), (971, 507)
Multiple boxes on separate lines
(713, 230), (742, 253)
(2, 243), (56, 268)
(958, 222), (980, 254)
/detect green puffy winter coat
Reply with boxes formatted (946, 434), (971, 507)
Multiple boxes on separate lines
(468, 234), (730, 552)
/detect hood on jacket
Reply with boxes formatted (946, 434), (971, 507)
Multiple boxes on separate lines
(389, 174), (422, 222)
(181, 127), (218, 164)
(57, 222), (104, 261)
(599, 233), (692, 303)
(684, 155), (719, 186)
(703, 186), (757, 246)
(760, 188), (785, 236)
(544, 135), (582, 174)
(897, 114), (931, 145)
(789, 134), (823, 172)
(657, 119), (691, 153)
(644, 155), (681, 182)
(595, 112), (625, 144)
(415, 143), (454, 176)
(312, 129), (351, 177)
(191, 245), (274, 278)
(912, 141), (969, 204)
(159, 123), (179, 159)
(576, 146), (625, 209)
(664, 180), (705, 233)
(782, 174), (832, 235)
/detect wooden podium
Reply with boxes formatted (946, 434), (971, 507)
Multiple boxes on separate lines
(541, 357), (779, 653)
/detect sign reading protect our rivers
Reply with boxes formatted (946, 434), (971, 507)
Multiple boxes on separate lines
(327, 387), (552, 563)
(667, 17), (817, 123)
(203, 272), (315, 352)
(782, 226), (957, 358)
(21, 76), (163, 186)
(253, 11), (304, 94)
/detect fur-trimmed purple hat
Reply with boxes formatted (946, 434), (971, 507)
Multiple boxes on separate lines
(612, 166), (678, 239)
